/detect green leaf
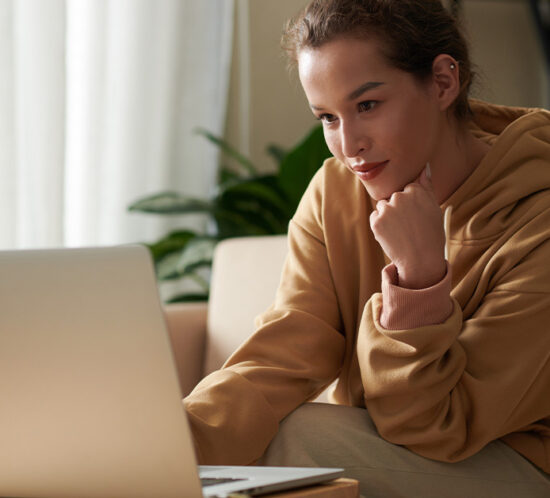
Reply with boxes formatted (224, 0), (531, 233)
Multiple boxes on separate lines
(156, 237), (217, 281)
(128, 191), (213, 215)
(212, 207), (276, 238)
(147, 230), (197, 263)
(195, 127), (258, 177)
(277, 125), (332, 213)
(165, 292), (209, 303)
(176, 237), (217, 276)
(219, 175), (291, 217)
(157, 251), (185, 280)
(212, 182), (290, 236)
(266, 143), (287, 164)
(218, 166), (243, 185)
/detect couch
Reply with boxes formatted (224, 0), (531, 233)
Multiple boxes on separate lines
(163, 234), (289, 397)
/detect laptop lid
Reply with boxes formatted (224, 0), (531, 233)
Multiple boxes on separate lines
(0, 245), (203, 498)
(0, 245), (344, 498)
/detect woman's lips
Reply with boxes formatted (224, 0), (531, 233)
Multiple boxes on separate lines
(351, 160), (388, 181)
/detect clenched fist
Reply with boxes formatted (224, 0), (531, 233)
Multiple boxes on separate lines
(369, 165), (447, 289)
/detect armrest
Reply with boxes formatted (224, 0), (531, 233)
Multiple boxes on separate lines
(164, 301), (208, 396)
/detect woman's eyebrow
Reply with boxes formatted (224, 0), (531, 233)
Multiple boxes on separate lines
(347, 81), (385, 101)
(309, 81), (385, 111)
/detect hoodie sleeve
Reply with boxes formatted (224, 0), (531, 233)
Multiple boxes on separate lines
(357, 235), (550, 470)
(184, 168), (346, 465)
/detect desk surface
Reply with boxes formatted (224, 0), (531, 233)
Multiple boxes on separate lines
(263, 478), (359, 498)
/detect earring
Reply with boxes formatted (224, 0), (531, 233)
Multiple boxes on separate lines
(450, 63), (456, 70)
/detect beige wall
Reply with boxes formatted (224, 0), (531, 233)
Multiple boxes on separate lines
(463, 0), (547, 108)
(225, 0), (313, 173)
(225, 0), (548, 173)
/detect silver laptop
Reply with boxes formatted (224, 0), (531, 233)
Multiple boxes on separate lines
(0, 245), (343, 497)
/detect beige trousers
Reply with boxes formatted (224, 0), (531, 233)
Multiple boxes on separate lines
(259, 403), (550, 498)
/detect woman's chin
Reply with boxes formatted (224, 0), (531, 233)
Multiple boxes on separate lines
(361, 181), (394, 201)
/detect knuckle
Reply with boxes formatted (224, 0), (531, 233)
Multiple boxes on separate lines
(370, 213), (384, 233)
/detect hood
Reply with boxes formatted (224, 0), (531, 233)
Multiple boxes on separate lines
(441, 99), (550, 243)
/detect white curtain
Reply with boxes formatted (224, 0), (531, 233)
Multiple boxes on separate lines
(0, 0), (234, 249)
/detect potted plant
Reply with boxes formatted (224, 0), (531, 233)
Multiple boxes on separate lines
(128, 124), (331, 302)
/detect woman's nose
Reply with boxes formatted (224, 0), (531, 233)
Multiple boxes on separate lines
(340, 121), (369, 158)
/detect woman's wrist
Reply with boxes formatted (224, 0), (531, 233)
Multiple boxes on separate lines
(395, 259), (447, 290)
(380, 262), (453, 330)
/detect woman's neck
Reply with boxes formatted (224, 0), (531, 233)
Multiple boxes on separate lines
(431, 122), (491, 204)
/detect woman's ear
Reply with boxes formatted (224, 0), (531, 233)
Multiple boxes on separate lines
(431, 54), (460, 113)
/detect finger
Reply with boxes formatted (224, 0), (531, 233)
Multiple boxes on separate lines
(375, 198), (390, 213)
(369, 209), (379, 232)
(415, 162), (433, 191)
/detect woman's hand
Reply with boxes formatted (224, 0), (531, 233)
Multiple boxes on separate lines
(369, 165), (447, 289)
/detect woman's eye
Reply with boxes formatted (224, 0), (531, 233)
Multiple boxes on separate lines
(358, 101), (378, 112)
(318, 113), (337, 124)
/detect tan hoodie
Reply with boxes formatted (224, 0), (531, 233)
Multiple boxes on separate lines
(184, 100), (550, 474)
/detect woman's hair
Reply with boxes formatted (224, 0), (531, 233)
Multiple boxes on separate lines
(282, 0), (474, 121)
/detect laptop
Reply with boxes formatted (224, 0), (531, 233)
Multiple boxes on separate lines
(0, 245), (343, 497)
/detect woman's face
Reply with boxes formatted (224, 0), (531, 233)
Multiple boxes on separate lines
(298, 37), (443, 201)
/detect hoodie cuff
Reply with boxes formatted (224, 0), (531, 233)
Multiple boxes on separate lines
(380, 262), (453, 330)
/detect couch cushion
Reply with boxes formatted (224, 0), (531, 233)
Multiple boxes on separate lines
(204, 235), (288, 375)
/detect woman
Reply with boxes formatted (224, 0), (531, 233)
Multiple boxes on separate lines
(184, 1), (550, 495)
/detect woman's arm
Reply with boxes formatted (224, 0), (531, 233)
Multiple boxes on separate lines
(358, 234), (550, 469)
(369, 166), (447, 291)
(184, 168), (346, 465)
